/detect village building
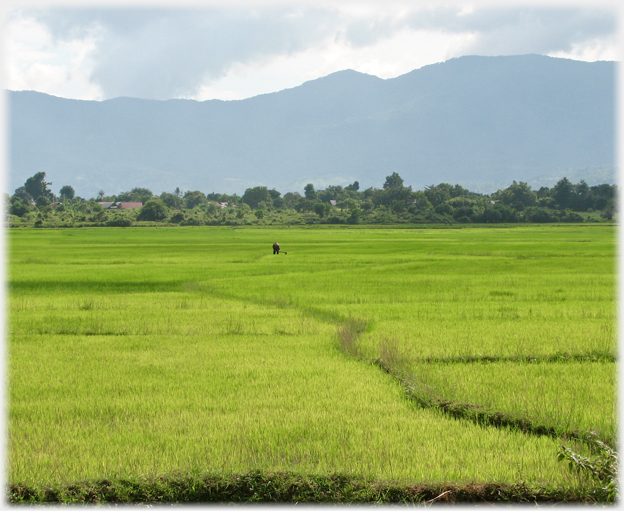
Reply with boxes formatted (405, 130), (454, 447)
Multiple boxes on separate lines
(98, 202), (143, 210)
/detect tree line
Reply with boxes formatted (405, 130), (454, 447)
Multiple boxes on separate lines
(6, 171), (617, 228)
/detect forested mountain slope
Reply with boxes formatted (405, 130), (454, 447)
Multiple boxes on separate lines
(8, 54), (615, 197)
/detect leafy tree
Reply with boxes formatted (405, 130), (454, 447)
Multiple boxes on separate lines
(169, 212), (186, 224)
(89, 201), (103, 213)
(109, 217), (133, 227)
(160, 192), (183, 209)
(92, 209), (106, 222)
(589, 183), (616, 211)
(452, 205), (474, 221)
(573, 180), (591, 211)
(13, 187), (32, 202)
(313, 202), (329, 218)
(492, 181), (536, 211)
(35, 196), (51, 209)
(242, 186), (272, 209)
(361, 187), (376, 199)
(383, 172), (404, 189)
(361, 199), (374, 212)
(601, 199), (615, 220)
(183, 190), (207, 209)
(390, 199), (406, 213)
(282, 192), (302, 209)
(384, 186), (413, 208)
(447, 196), (469, 209)
(254, 209), (264, 219)
(268, 189), (281, 200)
(206, 192), (240, 205)
(317, 185), (344, 204)
(60, 185), (75, 200)
(560, 210), (584, 223)
(23, 172), (54, 201)
(424, 184), (452, 207)
(409, 191), (432, 212)
(373, 173), (413, 209)
(552, 178), (575, 210)
(294, 198), (317, 213)
(345, 181), (360, 192)
(137, 200), (169, 221)
(347, 208), (361, 224)
(449, 184), (470, 198)
(489, 204), (518, 223)
(536, 186), (551, 199)
(304, 183), (317, 200)
(117, 187), (154, 203)
(9, 197), (31, 217)
(536, 189), (555, 208)
(338, 197), (358, 210)
(480, 206), (503, 223)
(435, 203), (453, 216)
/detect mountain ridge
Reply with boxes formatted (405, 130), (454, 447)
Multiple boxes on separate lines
(7, 54), (615, 197)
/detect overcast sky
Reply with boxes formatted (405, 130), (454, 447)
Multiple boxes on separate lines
(3, 1), (621, 102)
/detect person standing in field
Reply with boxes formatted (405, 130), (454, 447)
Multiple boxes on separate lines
(273, 242), (280, 255)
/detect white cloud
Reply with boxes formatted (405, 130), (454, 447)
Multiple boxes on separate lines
(549, 37), (619, 62)
(455, 7), (618, 58)
(6, 12), (103, 100)
(185, 27), (478, 101)
(3, 4), (619, 101)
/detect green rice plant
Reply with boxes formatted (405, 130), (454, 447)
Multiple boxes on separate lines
(7, 225), (615, 492)
(390, 360), (616, 444)
(9, 326), (583, 486)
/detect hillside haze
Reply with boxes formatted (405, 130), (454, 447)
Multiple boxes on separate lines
(8, 54), (615, 198)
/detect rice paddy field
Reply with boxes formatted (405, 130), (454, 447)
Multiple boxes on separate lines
(7, 224), (617, 502)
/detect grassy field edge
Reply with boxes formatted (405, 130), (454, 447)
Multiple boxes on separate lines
(7, 470), (608, 504)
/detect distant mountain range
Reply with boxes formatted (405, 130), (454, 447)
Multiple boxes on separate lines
(7, 54), (615, 198)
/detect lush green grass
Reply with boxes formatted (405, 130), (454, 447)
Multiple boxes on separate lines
(401, 360), (616, 442)
(8, 225), (615, 494)
(10, 329), (577, 485)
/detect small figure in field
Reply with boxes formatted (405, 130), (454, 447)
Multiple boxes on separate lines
(273, 242), (280, 255)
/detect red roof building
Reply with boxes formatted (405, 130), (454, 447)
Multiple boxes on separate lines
(99, 202), (143, 210)
(118, 202), (143, 209)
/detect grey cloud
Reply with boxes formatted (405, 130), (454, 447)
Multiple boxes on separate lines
(24, 7), (345, 99)
(402, 7), (616, 56)
(341, 16), (396, 47)
(18, 5), (617, 100)
(337, 6), (615, 55)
